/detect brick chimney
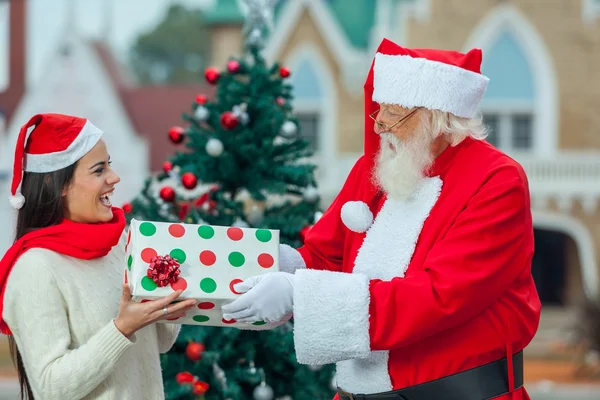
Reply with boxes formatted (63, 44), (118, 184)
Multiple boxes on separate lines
(0, 0), (27, 125)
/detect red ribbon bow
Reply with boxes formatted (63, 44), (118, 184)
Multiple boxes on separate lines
(147, 255), (181, 287)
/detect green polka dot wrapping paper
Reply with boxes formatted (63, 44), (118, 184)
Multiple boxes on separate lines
(124, 219), (280, 330)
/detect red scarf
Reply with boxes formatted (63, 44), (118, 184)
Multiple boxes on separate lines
(0, 207), (126, 335)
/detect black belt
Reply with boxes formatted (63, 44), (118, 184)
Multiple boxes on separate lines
(337, 351), (523, 400)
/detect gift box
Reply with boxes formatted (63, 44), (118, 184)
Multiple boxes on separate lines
(124, 218), (280, 329)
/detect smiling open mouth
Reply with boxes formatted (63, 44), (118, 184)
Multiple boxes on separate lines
(100, 192), (113, 207)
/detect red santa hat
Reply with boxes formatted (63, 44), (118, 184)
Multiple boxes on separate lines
(363, 39), (489, 163)
(10, 113), (103, 209)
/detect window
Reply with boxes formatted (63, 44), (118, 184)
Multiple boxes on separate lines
(296, 114), (319, 151)
(483, 112), (533, 150)
(479, 30), (535, 152)
(483, 114), (499, 147)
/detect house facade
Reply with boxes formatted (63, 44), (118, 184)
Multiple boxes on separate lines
(204, 0), (600, 306)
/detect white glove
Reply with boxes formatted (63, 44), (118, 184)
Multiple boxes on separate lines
(221, 272), (295, 323)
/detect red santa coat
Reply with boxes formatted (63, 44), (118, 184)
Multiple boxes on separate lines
(290, 41), (541, 399)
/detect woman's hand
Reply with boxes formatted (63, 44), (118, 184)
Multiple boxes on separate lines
(114, 284), (196, 338)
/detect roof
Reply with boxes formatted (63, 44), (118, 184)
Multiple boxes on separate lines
(324, 0), (377, 49)
(91, 42), (216, 172)
(204, 0), (400, 49)
(120, 85), (215, 172)
(91, 42), (135, 89)
(203, 0), (245, 25)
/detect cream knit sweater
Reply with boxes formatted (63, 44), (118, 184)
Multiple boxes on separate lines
(3, 233), (181, 400)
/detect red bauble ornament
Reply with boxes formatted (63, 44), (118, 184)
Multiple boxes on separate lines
(186, 342), (205, 362)
(168, 126), (185, 144)
(195, 94), (207, 105)
(220, 111), (239, 130)
(193, 381), (209, 395)
(300, 225), (313, 242)
(147, 255), (181, 287)
(163, 161), (173, 174)
(181, 172), (198, 190)
(227, 59), (240, 73)
(176, 371), (195, 385)
(122, 202), (133, 213)
(276, 97), (286, 106)
(160, 186), (176, 202)
(204, 67), (220, 84)
(280, 66), (291, 78)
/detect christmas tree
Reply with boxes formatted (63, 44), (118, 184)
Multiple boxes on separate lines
(124, 1), (336, 399)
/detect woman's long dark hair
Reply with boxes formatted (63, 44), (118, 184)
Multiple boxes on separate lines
(9, 163), (77, 400)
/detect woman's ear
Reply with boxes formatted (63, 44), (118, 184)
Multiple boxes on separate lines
(57, 177), (70, 197)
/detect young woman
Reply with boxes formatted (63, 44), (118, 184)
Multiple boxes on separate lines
(0, 113), (197, 400)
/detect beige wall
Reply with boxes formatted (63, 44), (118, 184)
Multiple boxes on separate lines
(210, 25), (244, 67)
(565, 236), (584, 305)
(407, 0), (600, 150)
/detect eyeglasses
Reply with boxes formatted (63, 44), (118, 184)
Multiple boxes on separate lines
(369, 107), (420, 132)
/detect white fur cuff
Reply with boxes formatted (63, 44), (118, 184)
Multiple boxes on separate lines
(279, 244), (306, 274)
(293, 269), (371, 365)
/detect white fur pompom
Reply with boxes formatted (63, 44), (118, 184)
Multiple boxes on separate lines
(9, 193), (25, 209)
(341, 201), (373, 233)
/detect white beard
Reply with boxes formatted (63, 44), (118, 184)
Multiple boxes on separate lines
(373, 132), (435, 201)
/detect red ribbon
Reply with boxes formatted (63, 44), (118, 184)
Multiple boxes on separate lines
(147, 255), (181, 287)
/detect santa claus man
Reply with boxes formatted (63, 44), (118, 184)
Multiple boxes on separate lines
(222, 38), (541, 400)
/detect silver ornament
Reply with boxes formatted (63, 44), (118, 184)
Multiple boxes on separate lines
(303, 186), (319, 203)
(248, 360), (258, 375)
(313, 211), (323, 223)
(307, 364), (322, 371)
(246, 205), (264, 226)
(247, 28), (263, 49)
(241, 0), (277, 36)
(253, 383), (274, 400)
(232, 104), (244, 116)
(233, 104), (250, 125)
(206, 138), (224, 157)
(279, 121), (297, 138)
(195, 106), (209, 121)
(240, 112), (250, 125)
(213, 362), (228, 388)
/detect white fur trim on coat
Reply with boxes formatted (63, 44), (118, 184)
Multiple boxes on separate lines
(373, 53), (489, 118)
(335, 177), (443, 394)
(353, 177), (443, 280)
(279, 244), (306, 274)
(293, 269), (370, 365)
(341, 201), (374, 233)
(336, 351), (392, 394)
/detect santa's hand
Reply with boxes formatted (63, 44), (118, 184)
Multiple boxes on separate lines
(221, 272), (295, 323)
